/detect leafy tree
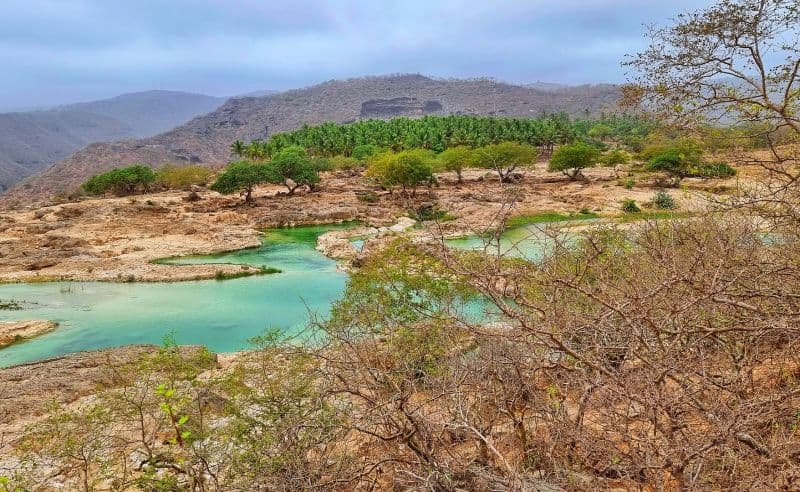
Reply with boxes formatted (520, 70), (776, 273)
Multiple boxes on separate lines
(474, 142), (537, 182)
(646, 148), (701, 186)
(210, 161), (272, 203)
(548, 142), (601, 179)
(588, 124), (613, 142)
(436, 146), (476, 183)
(253, 114), (581, 158)
(155, 164), (211, 190)
(351, 143), (381, 162)
(82, 165), (156, 196)
(624, 0), (800, 137)
(601, 149), (631, 167)
(230, 140), (246, 158)
(366, 149), (435, 195)
(265, 146), (321, 194)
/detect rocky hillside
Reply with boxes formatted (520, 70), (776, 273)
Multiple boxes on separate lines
(60, 90), (226, 138)
(0, 91), (224, 192)
(4, 75), (620, 204)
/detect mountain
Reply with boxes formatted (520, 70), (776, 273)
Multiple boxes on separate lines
(0, 91), (225, 192)
(4, 75), (620, 204)
(59, 91), (226, 138)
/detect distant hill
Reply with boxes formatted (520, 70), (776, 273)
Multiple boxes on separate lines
(525, 81), (568, 92)
(4, 75), (620, 204)
(0, 91), (225, 191)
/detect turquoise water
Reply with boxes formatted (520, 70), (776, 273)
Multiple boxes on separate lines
(0, 225), (351, 368)
(446, 222), (575, 261)
(0, 221), (566, 368)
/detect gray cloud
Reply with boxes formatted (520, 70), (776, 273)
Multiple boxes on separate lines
(0, 0), (714, 110)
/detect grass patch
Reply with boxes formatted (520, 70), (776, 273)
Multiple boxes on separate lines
(617, 211), (693, 223)
(214, 266), (281, 281)
(506, 211), (600, 229)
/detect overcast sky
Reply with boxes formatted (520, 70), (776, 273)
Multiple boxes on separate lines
(0, 0), (714, 111)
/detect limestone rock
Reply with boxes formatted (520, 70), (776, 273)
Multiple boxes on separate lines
(0, 320), (58, 349)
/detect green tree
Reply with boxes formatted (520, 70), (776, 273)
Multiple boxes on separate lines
(266, 146), (321, 194)
(210, 161), (272, 203)
(548, 142), (601, 179)
(82, 165), (156, 196)
(230, 140), (246, 158)
(645, 147), (701, 186)
(436, 146), (475, 183)
(366, 149), (435, 195)
(351, 144), (381, 162)
(588, 124), (613, 142)
(155, 164), (211, 190)
(474, 142), (537, 183)
(601, 149), (631, 167)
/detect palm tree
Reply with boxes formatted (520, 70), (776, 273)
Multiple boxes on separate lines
(230, 140), (245, 158)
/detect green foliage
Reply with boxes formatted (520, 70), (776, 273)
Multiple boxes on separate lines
(327, 238), (477, 332)
(621, 199), (641, 213)
(700, 124), (771, 151)
(210, 160), (273, 202)
(351, 143), (381, 161)
(231, 139), (246, 157)
(652, 191), (677, 210)
(645, 147), (701, 186)
(155, 164), (211, 190)
(588, 123), (613, 141)
(436, 146), (476, 182)
(506, 210), (599, 228)
(328, 155), (360, 171)
(82, 165), (156, 196)
(366, 149), (435, 194)
(695, 162), (737, 178)
(413, 204), (457, 222)
(257, 114), (578, 157)
(601, 149), (631, 167)
(548, 142), (601, 179)
(474, 141), (538, 182)
(266, 145), (322, 193)
(639, 137), (703, 163)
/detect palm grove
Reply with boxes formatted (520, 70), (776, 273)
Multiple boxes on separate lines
(12, 0), (800, 490)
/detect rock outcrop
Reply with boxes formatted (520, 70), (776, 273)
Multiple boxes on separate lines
(0, 320), (58, 348)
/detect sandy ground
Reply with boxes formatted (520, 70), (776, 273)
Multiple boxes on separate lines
(0, 164), (729, 283)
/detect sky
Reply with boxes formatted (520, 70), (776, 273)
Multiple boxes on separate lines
(0, 0), (715, 111)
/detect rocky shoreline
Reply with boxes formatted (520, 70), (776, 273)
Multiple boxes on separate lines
(0, 320), (58, 349)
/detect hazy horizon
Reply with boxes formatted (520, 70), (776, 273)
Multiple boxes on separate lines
(1, 0), (714, 111)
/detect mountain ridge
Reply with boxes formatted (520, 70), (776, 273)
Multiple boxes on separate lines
(3, 74), (621, 205)
(0, 91), (226, 191)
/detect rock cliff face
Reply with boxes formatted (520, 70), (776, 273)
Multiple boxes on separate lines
(360, 97), (443, 117)
(3, 75), (620, 205)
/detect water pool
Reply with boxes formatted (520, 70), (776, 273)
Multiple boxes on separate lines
(0, 225), (351, 367)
